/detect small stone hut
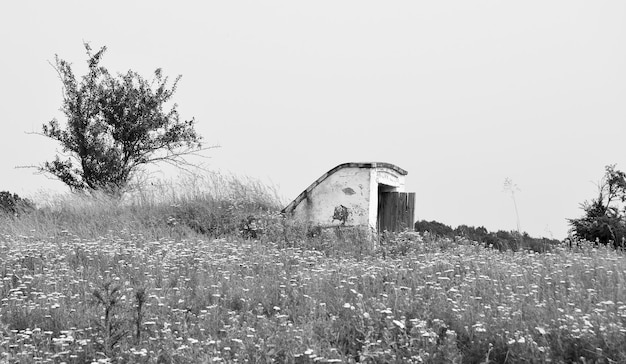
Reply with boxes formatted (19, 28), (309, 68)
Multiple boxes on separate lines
(282, 162), (416, 232)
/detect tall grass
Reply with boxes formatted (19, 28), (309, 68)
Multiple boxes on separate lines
(0, 172), (284, 240)
(1, 176), (626, 363)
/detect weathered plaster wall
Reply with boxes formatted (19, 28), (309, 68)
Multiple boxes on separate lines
(293, 167), (371, 227)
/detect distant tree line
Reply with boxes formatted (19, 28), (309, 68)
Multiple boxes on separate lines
(414, 220), (561, 252)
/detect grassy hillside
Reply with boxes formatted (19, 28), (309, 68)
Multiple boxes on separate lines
(1, 178), (626, 363)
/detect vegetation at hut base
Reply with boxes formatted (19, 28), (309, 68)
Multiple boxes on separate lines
(1, 176), (626, 363)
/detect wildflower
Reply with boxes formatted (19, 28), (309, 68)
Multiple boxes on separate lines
(393, 320), (405, 329)
(472, 323), (487, 333)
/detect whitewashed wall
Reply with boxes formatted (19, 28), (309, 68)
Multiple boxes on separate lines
(293, 167), (371, 227)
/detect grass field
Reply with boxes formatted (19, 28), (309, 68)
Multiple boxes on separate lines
(1, 179), (626, 363)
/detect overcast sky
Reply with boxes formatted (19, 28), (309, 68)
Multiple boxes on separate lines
(1, 1), (625, 239)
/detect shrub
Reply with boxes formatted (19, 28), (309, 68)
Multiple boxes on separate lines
(568, 164), (626, 248)
(414, 220), (454, 236)
(40, 43), (204, 194)
(0, 191), (34, 217)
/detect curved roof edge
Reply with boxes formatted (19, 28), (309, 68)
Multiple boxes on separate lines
(281, 162), (408, 214)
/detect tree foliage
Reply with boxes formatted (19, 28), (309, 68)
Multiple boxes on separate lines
(568, 164), (626, 247)
(41, 43), (203, 194)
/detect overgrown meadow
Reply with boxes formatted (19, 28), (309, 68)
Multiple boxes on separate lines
(1, 175), (626, 363)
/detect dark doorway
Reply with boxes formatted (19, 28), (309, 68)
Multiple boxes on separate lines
(377, 187), (415, 232)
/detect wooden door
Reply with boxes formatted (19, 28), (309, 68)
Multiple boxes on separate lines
(377, 192), (416, 232)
